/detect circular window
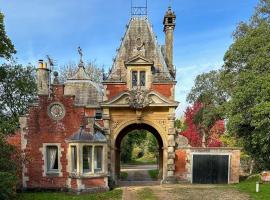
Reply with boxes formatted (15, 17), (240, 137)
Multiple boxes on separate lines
(48, 102), (66, 120)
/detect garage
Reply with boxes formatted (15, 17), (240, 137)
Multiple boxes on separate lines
(192, 154), (229, 184)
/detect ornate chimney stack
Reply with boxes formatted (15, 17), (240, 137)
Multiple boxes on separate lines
(37, 59), (49, 95)
(163, 6), (176, 77)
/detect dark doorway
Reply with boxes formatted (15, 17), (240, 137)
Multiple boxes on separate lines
(192, 155), (229, 184)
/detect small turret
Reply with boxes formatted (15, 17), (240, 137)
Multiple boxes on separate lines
(36, 60), (49, 95)
(163, 6), (176, 77)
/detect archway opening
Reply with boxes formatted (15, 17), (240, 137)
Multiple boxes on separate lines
(115, 123), (164, 183)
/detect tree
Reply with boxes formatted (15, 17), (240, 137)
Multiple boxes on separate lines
(0, 12), (16, 60)
(0, 63), (36, 135)
(0, 135), (18, 200)
(59, 61), (103, 83)
(186, 71), (226, 146)
(180, 102), (203, 147)
(221, 0), (270, 170)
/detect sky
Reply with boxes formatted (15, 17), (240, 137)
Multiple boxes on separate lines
(0, 0), (258, 117)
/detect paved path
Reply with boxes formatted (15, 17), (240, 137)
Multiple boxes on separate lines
(121, 184), (250, 200)
(120, 164), (158, 181)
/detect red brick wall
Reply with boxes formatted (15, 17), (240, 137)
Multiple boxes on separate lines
(151, 84), (173, 98)
(175, 150), (188, 181)
(82, 178), (105, 188)
(24, 84), (105, 190)
(105, 84), (127, 100)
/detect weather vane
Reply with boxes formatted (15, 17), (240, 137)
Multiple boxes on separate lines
(78, 46), (83, 63)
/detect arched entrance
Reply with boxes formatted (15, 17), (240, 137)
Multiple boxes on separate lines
(108, 118), (170, 184)
(114, 123), (164, 182)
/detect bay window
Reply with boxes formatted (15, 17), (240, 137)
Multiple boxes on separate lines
(70, 144), (105, 175)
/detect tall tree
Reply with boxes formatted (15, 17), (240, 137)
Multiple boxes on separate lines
(0, 63), (36, 135)
(221, 0), (270, 169)
(0, 12), (16, 60)
(186, 71), (226, 145)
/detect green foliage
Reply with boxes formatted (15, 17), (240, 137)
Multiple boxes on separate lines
(0, 135), (18, 200)
(148, 169), (159, 180)
(222, 21), (270, 170)
(186, 71), (226, 141)
(0, 63), (36, 135)
(234, 175), (270, 200)
(0, 12), (16, 60)
(220, 134), (241, 147)
(175, 119), (187, 131)
(120, 131), (159, 164)
(17, 189), (123, 200)
(120, 172), (128, 180)
(187, 0), (270, 169)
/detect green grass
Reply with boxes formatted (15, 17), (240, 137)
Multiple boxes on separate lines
(17, 188), (122, 200)
(136, 188), (158, 200)
(234, 175), (270, 200)
(120, 172), (128, 180)
(148, 169), (159, 180)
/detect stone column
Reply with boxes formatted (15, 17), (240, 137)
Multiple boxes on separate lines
(102, 108), (111, 182)
(164, 107), (177, 183)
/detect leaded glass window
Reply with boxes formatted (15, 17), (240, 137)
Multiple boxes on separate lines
(132, 71), (138, 88)
(94, 146), (103, 173)
(71, 146), (77, 172)
(140, 71), (146, 86)
(83, 146), (92, 173)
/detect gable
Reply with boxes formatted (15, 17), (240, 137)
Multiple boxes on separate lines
(125, 55), (154, 66)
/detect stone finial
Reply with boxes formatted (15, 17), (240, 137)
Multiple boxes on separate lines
(53, 71), (60, 84)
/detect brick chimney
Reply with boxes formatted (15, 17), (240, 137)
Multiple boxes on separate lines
(37, 60), (49, 95)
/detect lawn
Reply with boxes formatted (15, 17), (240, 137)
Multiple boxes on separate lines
(234, 176), (270, 200)
(17, 188), (122, 200)
(136, 188), (157, 200)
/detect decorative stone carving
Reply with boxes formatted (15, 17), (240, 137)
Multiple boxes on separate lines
(176, 135), (189, 148)
(156, 120), (167, 132)
(132, 37), (146, 57)
(112, 120), (120, 130)
(126, 88), (152, 109)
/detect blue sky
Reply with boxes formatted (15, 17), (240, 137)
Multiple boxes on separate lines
(0, 0), (258, 117)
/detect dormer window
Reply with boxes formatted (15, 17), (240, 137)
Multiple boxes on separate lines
(132, 70), (146, 88)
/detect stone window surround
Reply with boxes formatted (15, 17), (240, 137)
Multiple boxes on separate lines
(190, 152), (231, 184)
(127, 66), (151, 90)
(40, 143), (63, 177)
(68, 143), (107, 178)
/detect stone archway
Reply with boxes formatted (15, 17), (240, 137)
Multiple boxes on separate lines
(113, 122), (166, 182)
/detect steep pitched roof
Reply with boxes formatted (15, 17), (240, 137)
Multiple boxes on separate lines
(105, 18), (173, 82)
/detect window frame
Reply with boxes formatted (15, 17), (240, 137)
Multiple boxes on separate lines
(69, 143), (106, 176)
(131, 70), (146, 88)
(45, 145), (60, 175)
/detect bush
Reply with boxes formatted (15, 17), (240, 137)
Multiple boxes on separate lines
(0, 136), (19, 199)
(0, 172), (17, 200)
